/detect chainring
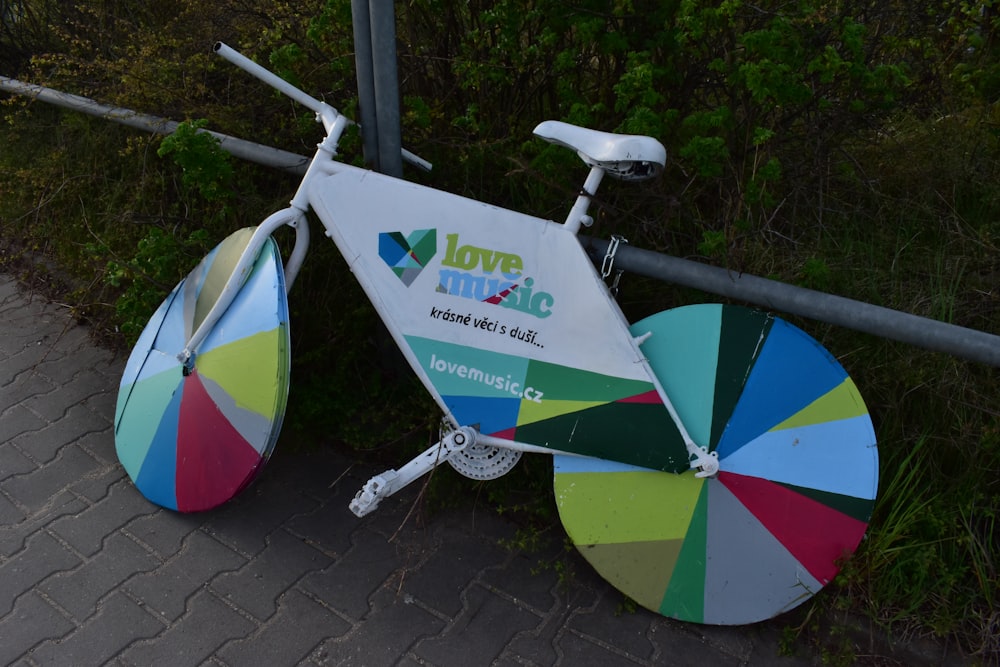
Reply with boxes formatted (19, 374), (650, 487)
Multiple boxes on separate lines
(447, 442), (522, 480)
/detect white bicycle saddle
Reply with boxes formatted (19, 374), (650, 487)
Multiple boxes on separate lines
(533, 120), (666, 181)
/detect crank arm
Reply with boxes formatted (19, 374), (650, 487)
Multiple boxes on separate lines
(349, 426), (476, 517)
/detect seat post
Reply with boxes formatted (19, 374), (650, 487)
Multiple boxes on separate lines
(563, 165), (605, 234)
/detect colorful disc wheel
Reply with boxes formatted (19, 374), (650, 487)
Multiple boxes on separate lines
(553, 304), (878, 625)
(115, 228), (291, 512)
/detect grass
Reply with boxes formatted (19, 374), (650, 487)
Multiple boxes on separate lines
(853, 428), (998, 659)
(828, 224), (997, 661)
(820, 283), (998, 661)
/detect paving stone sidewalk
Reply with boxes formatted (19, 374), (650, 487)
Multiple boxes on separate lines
(0, 273), (970, 666)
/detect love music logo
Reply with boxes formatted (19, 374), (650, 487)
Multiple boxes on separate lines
(379, 229), (554, 319)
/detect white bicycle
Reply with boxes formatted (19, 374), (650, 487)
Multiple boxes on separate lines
(113, 43), (879, 625)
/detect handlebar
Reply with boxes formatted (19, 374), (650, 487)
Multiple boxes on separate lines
(213, 42), (431, 172)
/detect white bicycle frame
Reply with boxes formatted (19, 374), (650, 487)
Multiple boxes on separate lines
(205, 43), (717, 516)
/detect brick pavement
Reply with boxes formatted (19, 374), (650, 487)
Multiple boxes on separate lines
(0, 273), (969, 666)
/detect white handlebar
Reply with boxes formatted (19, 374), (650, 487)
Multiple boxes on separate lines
(214, 42), (326, 113)
(213, 42), (431, 172)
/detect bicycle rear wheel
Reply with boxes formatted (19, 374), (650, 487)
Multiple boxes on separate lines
(114, 228), (291, 512)
(553, 303), (878, 624)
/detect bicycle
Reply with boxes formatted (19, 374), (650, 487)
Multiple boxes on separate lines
(114, 43), (879, 626)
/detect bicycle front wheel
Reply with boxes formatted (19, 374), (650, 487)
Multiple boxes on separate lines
(114, 228), (291, 512)
(553, 303), (878, 625)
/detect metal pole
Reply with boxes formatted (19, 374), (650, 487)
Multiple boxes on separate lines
(369, 0), (403, 178)
(0, 76), (311, 174)
(584, 237), (1000, 367)
(351, 0), (379, 170)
